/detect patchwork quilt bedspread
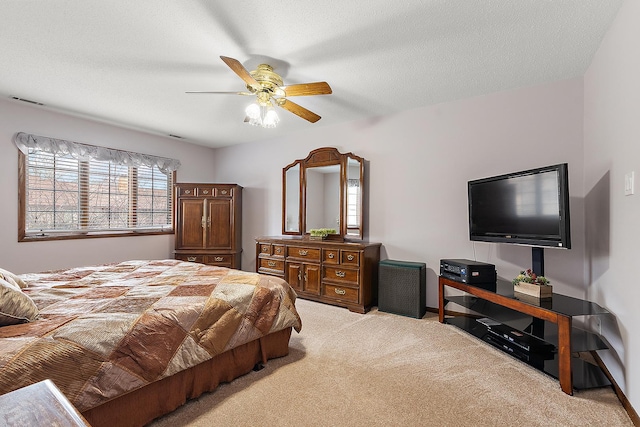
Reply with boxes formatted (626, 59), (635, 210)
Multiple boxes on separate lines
(0, 259), (301, 412)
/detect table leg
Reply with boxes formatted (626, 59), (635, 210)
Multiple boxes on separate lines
(438, 277), (445, 323)
(557, 315), (573, 395)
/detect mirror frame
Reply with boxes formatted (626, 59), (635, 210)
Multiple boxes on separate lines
(282, 147), (365, 240)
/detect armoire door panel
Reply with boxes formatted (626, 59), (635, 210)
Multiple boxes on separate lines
(206, 199), (232, 249)
(178, 199), (205, 249)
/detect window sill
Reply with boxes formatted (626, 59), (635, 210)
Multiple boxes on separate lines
(19, 229), (174, 242)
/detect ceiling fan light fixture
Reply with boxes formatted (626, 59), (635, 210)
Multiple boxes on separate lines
(191, 56), (331, 126)
(263, 108), (279, 128)
(245, 103), (261, 120)
(244, 102), (279, 128)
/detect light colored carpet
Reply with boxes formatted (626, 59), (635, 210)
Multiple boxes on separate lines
(150, 299), (632, 427)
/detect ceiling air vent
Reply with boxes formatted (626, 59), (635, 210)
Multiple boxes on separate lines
(11, 96), (44, 106)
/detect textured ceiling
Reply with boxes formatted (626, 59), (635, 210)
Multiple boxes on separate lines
(0, 1), (623, 148)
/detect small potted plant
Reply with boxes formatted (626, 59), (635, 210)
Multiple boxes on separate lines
(512, 269), (552, 299)
(308, 228), (336, 240)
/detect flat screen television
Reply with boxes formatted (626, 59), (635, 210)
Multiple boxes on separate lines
(468, 163), (571, 249)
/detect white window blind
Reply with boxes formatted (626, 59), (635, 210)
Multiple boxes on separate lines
(16, 133), (179, 237)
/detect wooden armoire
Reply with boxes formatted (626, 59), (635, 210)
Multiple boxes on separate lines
(174, 183), (242, 269)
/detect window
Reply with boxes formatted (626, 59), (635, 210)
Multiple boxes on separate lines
(16, 133), (180, 241)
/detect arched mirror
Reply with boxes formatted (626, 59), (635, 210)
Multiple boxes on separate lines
(282, 147), (365, 240)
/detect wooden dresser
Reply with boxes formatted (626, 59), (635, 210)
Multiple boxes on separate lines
(256, 237), (381, 313)
(174, 183), (242, 269)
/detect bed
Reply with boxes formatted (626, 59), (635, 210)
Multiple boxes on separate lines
(0, 259), (302, 426)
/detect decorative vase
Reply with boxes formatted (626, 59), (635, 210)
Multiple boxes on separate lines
(514, 281), (553, 299)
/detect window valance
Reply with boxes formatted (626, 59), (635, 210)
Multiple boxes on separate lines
(13, 132), (181, 174)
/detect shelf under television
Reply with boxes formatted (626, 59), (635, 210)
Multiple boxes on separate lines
(445, 316), (611, 390)
(444, 295), (609, 353)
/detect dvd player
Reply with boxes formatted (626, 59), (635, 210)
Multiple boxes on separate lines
(484, 323), (555, 353)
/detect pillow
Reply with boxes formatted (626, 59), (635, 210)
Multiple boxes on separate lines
(0, 267), (28, 289)
(0, 277), (39, 326)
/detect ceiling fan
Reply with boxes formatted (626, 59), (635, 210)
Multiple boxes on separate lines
(187, 56), (332, 126)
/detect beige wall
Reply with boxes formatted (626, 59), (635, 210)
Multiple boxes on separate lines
(0, 97), (217, 273)
(584, 0), (640, 412)
(213, 77), (586, 306)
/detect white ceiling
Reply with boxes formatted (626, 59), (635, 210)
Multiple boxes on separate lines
(0, 1), (623, 148)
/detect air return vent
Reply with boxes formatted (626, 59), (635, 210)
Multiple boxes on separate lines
(11, 96), (44, 106)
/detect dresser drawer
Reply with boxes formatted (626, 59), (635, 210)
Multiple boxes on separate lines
(323, 283), (359, 304)
(259, 258), (285, 273)
(205, 254), (233, 266)
(341, 251), (360, 266)
(286, 246), (321, 261)
(259, 243), (272, 256)
(259, 243), (285, 257)
(322, 249), (340, 264)
(323, 266), (359, 284)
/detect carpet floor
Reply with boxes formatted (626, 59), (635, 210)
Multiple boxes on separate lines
(150, 299), (632, 426)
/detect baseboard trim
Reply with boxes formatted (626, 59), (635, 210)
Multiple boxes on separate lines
(591, 351), (640, 426)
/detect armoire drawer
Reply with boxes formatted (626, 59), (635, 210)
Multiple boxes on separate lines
(205, 254), (233, 266)
(175, 254), (205, 263)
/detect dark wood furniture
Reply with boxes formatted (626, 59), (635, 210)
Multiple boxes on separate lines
(257, 236), (381, 313)
(283, 147), (365, 240)
(439, 276), (610, 395)
(0, 379), (91, 426)
(174, 183), (242, 269)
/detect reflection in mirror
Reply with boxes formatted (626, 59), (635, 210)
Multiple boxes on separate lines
(346, 156), (362, 236)
(305, 165), (341, 231)
(284, 164), (300, 232)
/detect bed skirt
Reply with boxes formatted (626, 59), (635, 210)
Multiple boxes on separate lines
(82, 327), (293, 427)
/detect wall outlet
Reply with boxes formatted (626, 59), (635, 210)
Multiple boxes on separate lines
(594, 317), (602, 335)
(625, 171), (635, 196)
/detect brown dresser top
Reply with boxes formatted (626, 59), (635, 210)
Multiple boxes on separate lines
(256, 236), (381, 250)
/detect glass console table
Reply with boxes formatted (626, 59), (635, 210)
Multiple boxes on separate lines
(438, 276), (610, 395)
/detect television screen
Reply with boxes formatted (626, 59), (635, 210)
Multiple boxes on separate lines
(468, 164), (571, 249)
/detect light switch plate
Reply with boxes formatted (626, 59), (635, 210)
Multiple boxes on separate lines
(625, 171), (635, 196)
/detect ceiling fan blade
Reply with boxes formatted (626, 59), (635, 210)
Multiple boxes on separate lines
(283, 82), (332, 97)
(186, 91), (253, 95)
(220, 56), (260, 90)
(279, 99), (321, 123)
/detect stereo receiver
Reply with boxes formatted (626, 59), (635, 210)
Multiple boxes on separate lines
(440, 258), (496, 290)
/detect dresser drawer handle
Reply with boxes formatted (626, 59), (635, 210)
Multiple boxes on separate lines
(214, 256), (224, 262)
(202, 189), (209, 195)
(334, 288), (346, 296)
(262, 247), (269, 252)
(268, 261), (276, 267)
(347, 255), (355, 261)
(299, 250), (308, 256)
(187, 256), (197, 262)
(184, 189), (192, 195)
(335, 271), (346, 278)
(221, 189), (228, 195)
(275, 247), (282, 254)
(328, 252), (335, 259)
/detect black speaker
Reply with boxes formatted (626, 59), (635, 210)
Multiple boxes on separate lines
(378, 260), (426, 318)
